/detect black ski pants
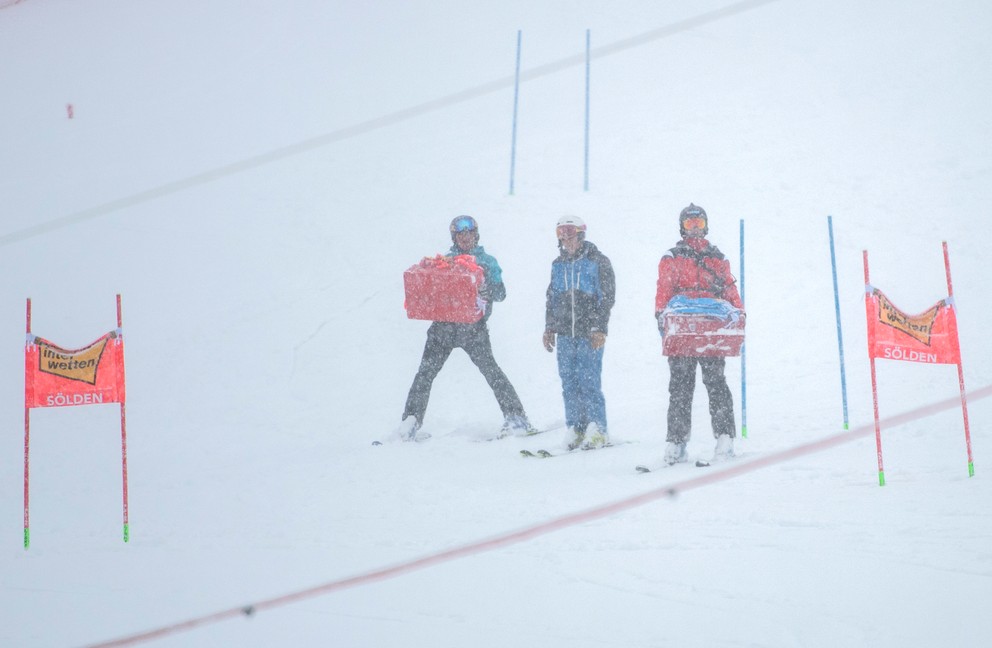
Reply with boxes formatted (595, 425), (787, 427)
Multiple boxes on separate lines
(403, 321), (525, 424)
(666, 356), (736, 444)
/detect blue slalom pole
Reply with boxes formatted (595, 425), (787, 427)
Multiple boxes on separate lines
(508, 30), (522, 195)
(583, 29), (590, 192)
(828, 215), (850, 430)
(739, 219), (747, 438)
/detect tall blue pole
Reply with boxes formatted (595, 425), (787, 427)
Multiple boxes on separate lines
(739, 219), (747, 438)
(583, 29), (590, 192)
(508, 30), (522, 196)
(828, 215), (850, 430)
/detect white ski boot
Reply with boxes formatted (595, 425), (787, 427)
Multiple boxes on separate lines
(713, 434), (735, 461)
(564, 427), (585, 451)
(396, 415), (429, 442)
(581, 422), (610, 449)
(498, 414), (536, 439)
(663, 441), (687, 465)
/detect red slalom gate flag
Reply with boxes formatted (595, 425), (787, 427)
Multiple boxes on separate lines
(25, 331), (126, 409)
(866, 288), (960, 365)
(23, 295), (131, 549)
(863, 244), (974, 486)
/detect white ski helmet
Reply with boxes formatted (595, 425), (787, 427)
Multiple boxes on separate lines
(556, 215), (587, 240)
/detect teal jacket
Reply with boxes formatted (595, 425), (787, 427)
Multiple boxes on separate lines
(448, 244), (506, 320)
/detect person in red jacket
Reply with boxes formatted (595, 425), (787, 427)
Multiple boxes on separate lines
(655, 204), (744, 464)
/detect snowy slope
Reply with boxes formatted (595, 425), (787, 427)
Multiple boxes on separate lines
(1, 1), (990, 646)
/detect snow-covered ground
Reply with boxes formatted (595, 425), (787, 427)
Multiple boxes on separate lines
(2, 1), (990, 646)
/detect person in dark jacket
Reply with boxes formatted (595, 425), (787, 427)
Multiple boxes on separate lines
(543, 215), (616, 450)
(655, 203), (744, 464)
(398, 215), (533, 441)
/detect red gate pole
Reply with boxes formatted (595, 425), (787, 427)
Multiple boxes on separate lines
(117, 294), (130, 542)
(943, 242), (975, 477)
(863, 251), (886, 486)
(24, 298), (32, 548)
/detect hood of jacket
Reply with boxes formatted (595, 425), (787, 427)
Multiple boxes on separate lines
(557, 239), (601, 261)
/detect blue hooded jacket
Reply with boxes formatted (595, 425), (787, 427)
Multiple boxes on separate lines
(545, 240), (615, 337)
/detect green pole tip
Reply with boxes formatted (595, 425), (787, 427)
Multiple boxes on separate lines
(968, 463), (975, 478)
(878, 471), (886, 487)
(23, 528), (30, 550)
(741, 425), (748, 439)
(843, 423), (849, 430)
(123, 524), (130, 543)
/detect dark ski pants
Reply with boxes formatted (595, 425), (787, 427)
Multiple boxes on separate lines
(666, 356), (736, 444)
(403, 321), (525, 424)
(555, 334), (607, 433)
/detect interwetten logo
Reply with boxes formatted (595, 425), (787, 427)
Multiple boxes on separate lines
(37, 337), (108, 385)
(877, 292), (938, 346)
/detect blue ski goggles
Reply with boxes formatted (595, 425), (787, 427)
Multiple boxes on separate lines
(450, 216), (477, 233)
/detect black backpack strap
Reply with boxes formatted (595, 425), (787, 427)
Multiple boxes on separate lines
(668, 242), (727, 298)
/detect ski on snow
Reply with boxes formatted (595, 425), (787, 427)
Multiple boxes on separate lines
(520, 449), (556, 458)
(520, 441), (630, 458)
(484, 427), (554, 442)
(635, 461), (707, 472)
(373, 426), (553, 446)
(635, 454), (738, 472)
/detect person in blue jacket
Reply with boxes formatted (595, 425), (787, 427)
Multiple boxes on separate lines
(397, 215), (533, 441)
(543, 215), (616, 450)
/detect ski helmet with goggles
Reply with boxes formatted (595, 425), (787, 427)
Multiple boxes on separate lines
(679, 203), (708, 237)
(556, 215), (587, 241)
(449, 215), (479, 241)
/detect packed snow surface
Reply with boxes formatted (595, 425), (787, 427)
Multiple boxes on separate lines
(1, 1), (990, 646)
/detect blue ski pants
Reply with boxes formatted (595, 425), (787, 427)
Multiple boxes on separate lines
(555, 334), (607, 433)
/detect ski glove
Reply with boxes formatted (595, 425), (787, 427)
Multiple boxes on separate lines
(590, 331), (606, 350)
(543, 330), (555, 352)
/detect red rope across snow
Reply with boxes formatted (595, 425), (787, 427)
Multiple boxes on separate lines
(85, 383), (991, 647)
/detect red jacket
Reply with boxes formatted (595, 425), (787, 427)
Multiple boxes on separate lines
(655, 237), (743, 314)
